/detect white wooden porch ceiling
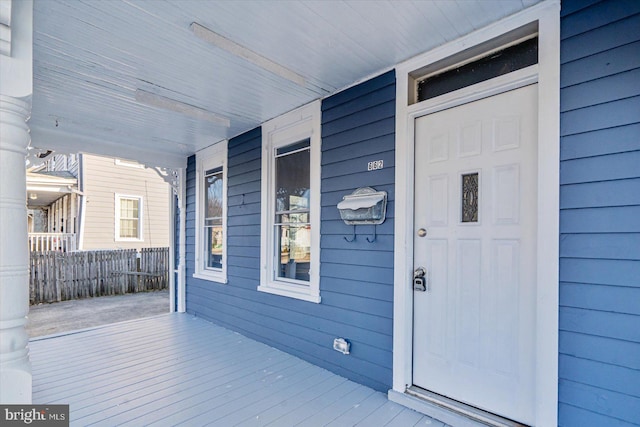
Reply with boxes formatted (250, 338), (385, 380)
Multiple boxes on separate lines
(31, 0), (541, 167)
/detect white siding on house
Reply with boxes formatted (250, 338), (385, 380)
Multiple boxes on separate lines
(81, 154), (171, 250)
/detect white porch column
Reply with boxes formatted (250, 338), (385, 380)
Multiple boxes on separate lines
(177, 167), (187, 313)
(0, 0), (33, 404)
(0, 96), (32, 404)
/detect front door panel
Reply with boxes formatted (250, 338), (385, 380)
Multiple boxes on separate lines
(412, 84), (538, 425)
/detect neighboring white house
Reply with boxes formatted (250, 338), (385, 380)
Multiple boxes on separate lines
(27, 153), (171, 251)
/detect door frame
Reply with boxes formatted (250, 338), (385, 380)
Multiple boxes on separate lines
(390, 2), (560, 426)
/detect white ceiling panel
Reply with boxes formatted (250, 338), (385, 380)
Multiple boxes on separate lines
(30, 0), (541, 167)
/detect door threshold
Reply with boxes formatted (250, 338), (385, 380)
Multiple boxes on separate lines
(388, 386), (527, 427)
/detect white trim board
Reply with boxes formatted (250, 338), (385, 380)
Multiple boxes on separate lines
(259, 100), (322, 304)
(391, 1), (560, 426)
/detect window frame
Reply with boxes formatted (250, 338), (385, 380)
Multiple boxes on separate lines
(194, 141), (228, 284)
(115, 194), (143, 242)
(259, 101), (321, 303)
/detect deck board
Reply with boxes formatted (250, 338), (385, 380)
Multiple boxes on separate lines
(30, 313), (447, 426)
(384, 408), (429, 427)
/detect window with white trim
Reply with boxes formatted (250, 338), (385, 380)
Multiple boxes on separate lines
(194, 141), (228, 283)
(115, 194), (143, 241)
(259, 101), (321, 303)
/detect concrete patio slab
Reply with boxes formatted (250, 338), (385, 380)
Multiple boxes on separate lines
(27, 290), (170, 338)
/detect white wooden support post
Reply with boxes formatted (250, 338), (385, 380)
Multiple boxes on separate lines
(147, 164), (186, 312)
(178, 167), (186, 312)
(0, 0), (33, 404)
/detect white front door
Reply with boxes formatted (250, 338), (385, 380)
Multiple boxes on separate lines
(412, 84), (538, 425)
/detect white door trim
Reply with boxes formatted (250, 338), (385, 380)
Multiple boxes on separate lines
(391, 2), (560, 426)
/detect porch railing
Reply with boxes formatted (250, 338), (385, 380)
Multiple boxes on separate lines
(28, 233), (77, 252)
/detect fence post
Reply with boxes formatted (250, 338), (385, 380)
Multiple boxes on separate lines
(53, 252), (60, 302)
(96, 251), (101, 296)
(29, 252), (36, 305)
(44, 252), (52, 303)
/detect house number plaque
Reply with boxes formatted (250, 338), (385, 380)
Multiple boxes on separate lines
(367, 160), (384, 171)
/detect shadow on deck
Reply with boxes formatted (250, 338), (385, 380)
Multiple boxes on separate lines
(30, 314), (444, 426)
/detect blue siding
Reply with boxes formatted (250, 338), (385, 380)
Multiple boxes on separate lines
(185, 71), (396, 392)
(559, 1), (640, 426)
(320, 70), (396, 390)
(179, 3), (640, 421)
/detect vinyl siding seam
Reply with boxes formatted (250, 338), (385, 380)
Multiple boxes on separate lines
(560, 0), (640, 39)
(559, 379), (640, 424)
(558, 401), (637, 427)
(559, 354), (640, 398)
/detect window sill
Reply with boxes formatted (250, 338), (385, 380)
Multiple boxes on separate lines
(257, 283), (321, 304)
(115, 238), (143, 242)
(193, 272), (227, 284)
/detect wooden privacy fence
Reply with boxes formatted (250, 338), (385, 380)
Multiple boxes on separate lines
(29, 247), (169, 305)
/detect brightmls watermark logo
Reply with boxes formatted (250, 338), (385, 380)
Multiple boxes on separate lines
(1, 405), (69, 426)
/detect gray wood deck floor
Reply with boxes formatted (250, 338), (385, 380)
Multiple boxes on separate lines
(30, 313), (446, 427)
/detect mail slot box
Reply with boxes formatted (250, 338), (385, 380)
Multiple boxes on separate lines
(337, 187), (387, 225)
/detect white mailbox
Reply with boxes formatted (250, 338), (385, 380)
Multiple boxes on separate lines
(337, 187), (387, 225)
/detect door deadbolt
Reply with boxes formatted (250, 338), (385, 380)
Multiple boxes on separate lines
(413, 267), (427, 292)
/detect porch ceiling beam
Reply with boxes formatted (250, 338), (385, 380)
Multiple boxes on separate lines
(25, 185), (74, 194)
(30, 126), (188, 169)
(135, 89), (231, 127)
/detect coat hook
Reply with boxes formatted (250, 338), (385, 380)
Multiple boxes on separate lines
(344, 225), (356, 242)
(366, 225), (377, 243)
